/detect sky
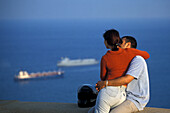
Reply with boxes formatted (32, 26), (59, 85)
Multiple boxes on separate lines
(0, 0), (170, 20)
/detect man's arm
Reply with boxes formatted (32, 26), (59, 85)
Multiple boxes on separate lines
(96, 56), (144, 91)
(96, 75), (134, 91)
(128, 48), (150, 59)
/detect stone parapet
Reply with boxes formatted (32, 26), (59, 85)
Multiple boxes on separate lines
(0, 100), (170, 113)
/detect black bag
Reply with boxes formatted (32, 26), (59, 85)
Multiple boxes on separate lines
(77, 84), (98, 108)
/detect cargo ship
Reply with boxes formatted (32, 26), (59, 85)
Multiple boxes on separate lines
(14, 70), (64, 80)
(57, 57), (99, 67)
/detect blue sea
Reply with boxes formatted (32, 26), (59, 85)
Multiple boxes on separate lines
(0, 19), (170, 109)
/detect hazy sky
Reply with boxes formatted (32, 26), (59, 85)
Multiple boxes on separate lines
(0, 0), (170, 20)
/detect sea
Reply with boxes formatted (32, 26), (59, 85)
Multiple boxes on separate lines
(0, 19), (170, 109)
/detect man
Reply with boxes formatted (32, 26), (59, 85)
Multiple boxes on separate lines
(88, 36), (150, 113)
(121, 36), (137, 49)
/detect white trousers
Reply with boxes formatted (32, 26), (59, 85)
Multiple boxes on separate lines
(94, 86), (126, 113)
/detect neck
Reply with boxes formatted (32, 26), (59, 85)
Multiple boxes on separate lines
(111, 48), (119, 51)
(108, 45), (119, 51)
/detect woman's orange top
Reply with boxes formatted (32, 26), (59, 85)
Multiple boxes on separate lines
(100, 48), (150, 81)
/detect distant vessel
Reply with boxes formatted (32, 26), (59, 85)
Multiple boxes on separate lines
(14, 70), (64, 80)
(57, 57), (99, 67)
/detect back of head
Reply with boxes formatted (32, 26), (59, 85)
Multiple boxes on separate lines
(103, 29), (121, 50)
(122, 36), (137, 48)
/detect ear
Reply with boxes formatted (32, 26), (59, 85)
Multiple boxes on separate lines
(127, 42), (131, 48)
(104, 40), (109, 48)
(104, 40), (107, 45)
(125, 42), (131, 48)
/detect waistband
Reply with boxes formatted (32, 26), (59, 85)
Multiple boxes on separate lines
(122, 85), (127, 88)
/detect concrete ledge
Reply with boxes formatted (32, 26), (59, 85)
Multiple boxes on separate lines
(0, 100), (170, 113)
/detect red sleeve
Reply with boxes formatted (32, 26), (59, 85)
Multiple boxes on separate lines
(128, 48), (150, 59)
(100, 56), (107, 81)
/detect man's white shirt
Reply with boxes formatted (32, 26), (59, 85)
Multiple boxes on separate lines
(126, 56), (150, 110)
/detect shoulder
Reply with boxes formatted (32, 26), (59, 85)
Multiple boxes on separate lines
(133, 56), (145, 62)
(125, 48), (137, 52)
(101, 51), (110, 63)
(126, 56), (148, 79)
(102, 50), (110, 58)
(131, 56), (146, 66)
(101, 55), (107, 61)
(122, 48), (136, 54)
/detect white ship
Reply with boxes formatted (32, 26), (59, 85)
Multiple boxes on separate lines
(57, 57), (99, 67)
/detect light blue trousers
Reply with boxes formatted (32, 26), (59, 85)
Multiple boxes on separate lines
(93, 86), (126, 113)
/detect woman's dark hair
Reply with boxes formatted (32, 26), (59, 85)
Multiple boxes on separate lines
(103, 29), (121, 51)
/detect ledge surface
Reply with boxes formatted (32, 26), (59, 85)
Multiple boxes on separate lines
(0, 100), (170, 113)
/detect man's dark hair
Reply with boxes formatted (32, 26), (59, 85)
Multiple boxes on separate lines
(122, 36), (137, 48)
(103, 29), (121, 50)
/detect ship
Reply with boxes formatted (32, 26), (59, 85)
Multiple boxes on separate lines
(57, 57), (99, 67)
(14, 70), (64, 80)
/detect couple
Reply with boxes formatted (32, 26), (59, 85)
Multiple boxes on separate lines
(88, 29), (150, 113)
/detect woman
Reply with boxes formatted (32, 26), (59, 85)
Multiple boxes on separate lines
(94, 29), (149, 113)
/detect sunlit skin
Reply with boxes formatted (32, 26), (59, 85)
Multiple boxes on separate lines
(121, 38), (131, 49)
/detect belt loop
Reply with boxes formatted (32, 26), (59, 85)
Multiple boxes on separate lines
(106, 80), (108, 87)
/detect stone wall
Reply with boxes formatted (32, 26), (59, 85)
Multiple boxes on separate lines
(0, 100), (170, 113)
